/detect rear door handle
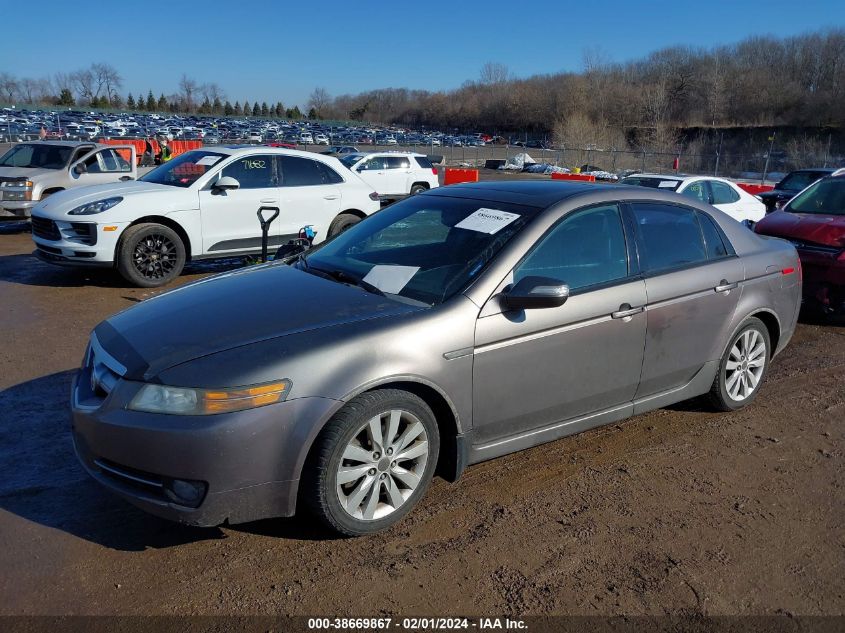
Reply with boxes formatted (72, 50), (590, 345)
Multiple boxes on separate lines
(611, 304), (644, 319)
(715, 280), (738, 293)
(323, 195), (340, 200)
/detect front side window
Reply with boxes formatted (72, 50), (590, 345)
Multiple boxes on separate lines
(681, 180), (709, 203)
(631, 202), (707, 273)
(221, 154), (276, 189)
(710, 181), (740, 204)
(514, 204), (628, 292)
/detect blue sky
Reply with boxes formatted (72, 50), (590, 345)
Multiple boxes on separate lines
(4, 0), (844, 107)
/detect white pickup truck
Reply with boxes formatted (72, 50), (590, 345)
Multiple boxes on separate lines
(0, 141), (137, 217)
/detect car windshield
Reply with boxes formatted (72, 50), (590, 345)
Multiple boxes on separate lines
(621, 176), (681, 190)
(139, 150), (227, 188)
(786, 178), (845, 216)
(778, 171), (829, 191)
(340, 155), (362, 169)
(0, 144), (72, 169)
(301, 195), (541, 306)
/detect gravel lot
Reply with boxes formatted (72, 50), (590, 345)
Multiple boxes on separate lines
(0, 172), (842, 619)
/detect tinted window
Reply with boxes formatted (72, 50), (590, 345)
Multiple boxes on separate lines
(279, 156), (337, 186)
(621, 176), (680, 190)
(221, 154), (276, 189)
(710, 180), (740, 204)
(631, 203), (707, 273)
(779, 170), (831, 191)
(697, 212), (731, 259)
(385, 156), (411, 169)
(315, 160), (344, 184)
(681, 180), (709, 203)
(514, 204), (628, 291)
(414, 156), (433, 169)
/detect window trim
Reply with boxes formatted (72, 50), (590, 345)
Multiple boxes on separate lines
(510, 202), (635, 297)
(622, 200), (737, 279)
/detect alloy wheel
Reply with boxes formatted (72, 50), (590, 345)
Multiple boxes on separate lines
(335, 409), (429, 521)
(133, 233), (178, 280)
(725, 329), (766, 401)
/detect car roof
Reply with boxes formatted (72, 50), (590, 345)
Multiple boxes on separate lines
(14, 140), (95, 147)
(425, 180), (621, 207)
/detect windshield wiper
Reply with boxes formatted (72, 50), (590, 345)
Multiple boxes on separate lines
(306, 265), (385, 297)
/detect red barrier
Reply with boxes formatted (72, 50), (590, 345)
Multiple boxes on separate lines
(97, 138), (203, 164)
(737, 183), (774, 195)
(443, 168), (479, 185)
(551, 172), (596, 182)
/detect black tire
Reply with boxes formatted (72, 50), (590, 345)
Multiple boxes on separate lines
(410, 183), (428, 195)
(116, 223), (186, 288)
(301, 389), (440, 536)
(708, 317), (771, 412)
(327, 212), (361, 237)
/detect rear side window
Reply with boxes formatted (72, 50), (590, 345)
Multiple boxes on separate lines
(279, 156), (329, 186)
(385, 156), (411, 169)
(631, 202), (707, 273)
(710, 181), (740, 204)
(315, 161), (344, 184)
(681, 181), (709, 203)
(414, 156), (433, 169)
(697, 211), (731, 259)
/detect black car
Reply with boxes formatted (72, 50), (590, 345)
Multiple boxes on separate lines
(759, 168), (836, 213)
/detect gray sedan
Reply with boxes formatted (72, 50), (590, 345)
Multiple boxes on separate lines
(72, 181), (801, 535)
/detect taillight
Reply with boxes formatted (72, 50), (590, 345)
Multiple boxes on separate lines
(781, 267), (795, 275)
(432, 168), (438, 176)
(369, 192), (379, 201)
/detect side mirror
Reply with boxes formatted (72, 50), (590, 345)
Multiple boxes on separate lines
(503, 276), (570, 310)
(212, 176), (240, 193)
(73, 163), (87, 175)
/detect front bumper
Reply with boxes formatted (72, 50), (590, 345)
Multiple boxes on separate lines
(31, 217), (128, 265)
(71, 371), (342, 526)
(798, 250), (845, 311)
(1, 200), (36, 217)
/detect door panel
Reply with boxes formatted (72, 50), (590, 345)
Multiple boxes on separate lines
(278, 155), (342, 242)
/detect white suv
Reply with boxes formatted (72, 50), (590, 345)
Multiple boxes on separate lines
(339, 152), (439, 200)
(31, 147), (380, 287)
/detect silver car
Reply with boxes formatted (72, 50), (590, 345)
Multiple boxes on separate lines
(72, 181), (802, 535)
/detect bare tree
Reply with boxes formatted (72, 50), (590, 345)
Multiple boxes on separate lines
(70, 68), (95, 103)
(307, 87), (331, 117)
(179, 74), (198, 111)
(91, 63), (122, 102)
(479, 62), (510, 85)
(0, 72), (18, 103)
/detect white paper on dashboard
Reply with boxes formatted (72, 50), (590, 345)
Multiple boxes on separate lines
(362, 265), (420, 294)
(455, 208), (520, 234)
(196, 156), (221, 166)
(658, 180), (678, 188)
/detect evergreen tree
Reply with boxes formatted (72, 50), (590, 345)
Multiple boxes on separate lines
(274, 102), (284, 118)
(234, 101), (242, 116)
(199, 97), (212, 114)
(260, 102), (269, 116)
(126, 93), (136, 110)
(145, 90), (156, 111)
(158, 94), (168, 111)
(224, 100), (234, 116)
(308, 107), (317, 119)
(242, 100), (250, 116)
(213, 96), (222, 114)
(111, 94), (124, 109)
(286, 106), (302, 119)
(252, 102), (260, 116)
(57, 88), (75, 106)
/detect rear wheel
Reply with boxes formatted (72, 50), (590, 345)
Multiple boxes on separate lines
(410, 183), (428, 195)
(328, 212), (361, 237)
(302, 389), (440, 536)
(708, 317), (770, 411)
(116, 223), (186, 287)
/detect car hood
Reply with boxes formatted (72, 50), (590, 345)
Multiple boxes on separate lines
(0, 166), (59, 179)
(94, 264), (423, 381)
(755, 211), (845, 248)
(34, 180), (196, 218)
(759, 189), (795, 200)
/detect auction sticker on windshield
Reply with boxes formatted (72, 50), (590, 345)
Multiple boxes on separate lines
(456, 208), (520, 234)
(196, 155), (222, 166)
(362, 265), (420, 294)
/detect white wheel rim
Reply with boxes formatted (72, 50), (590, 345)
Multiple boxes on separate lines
(335, 409), (429, 521)
(725, 329), (766, 402)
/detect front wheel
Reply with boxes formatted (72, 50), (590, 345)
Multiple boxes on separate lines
(328, 212), (361, 237)
(116, 223), (186, 287)
(302, 389), (440, 536)
(708, 317), (771, 411)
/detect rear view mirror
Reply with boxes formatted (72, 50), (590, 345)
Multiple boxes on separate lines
(212, 176), (240, 193)
(503, 276), (570, 310)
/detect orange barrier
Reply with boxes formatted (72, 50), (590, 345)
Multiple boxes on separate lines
(737, 183), (774, 195)
(551, 172), (596, 182)
(443, 168), (479, 185)
(97, 138), (203, 164)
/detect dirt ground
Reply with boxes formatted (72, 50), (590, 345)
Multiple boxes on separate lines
(0, 176), (843, 620)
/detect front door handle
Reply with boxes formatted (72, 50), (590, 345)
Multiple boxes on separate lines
(323, 195), (340, 200)
(260, 198), (277, 203)
(715, 280), (738, 293)
(119, 176), (133, 181)
(611, 304), (644, 319)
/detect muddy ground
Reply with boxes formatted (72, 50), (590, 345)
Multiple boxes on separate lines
(0, 177), (843, 619)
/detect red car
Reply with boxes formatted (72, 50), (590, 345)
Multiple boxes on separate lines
(755, 169), (845, 313)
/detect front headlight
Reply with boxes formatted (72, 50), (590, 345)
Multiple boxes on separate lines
(68, 196), (123, 216)
(1, 179), (33, 201)
(128, 380), (291, 415)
